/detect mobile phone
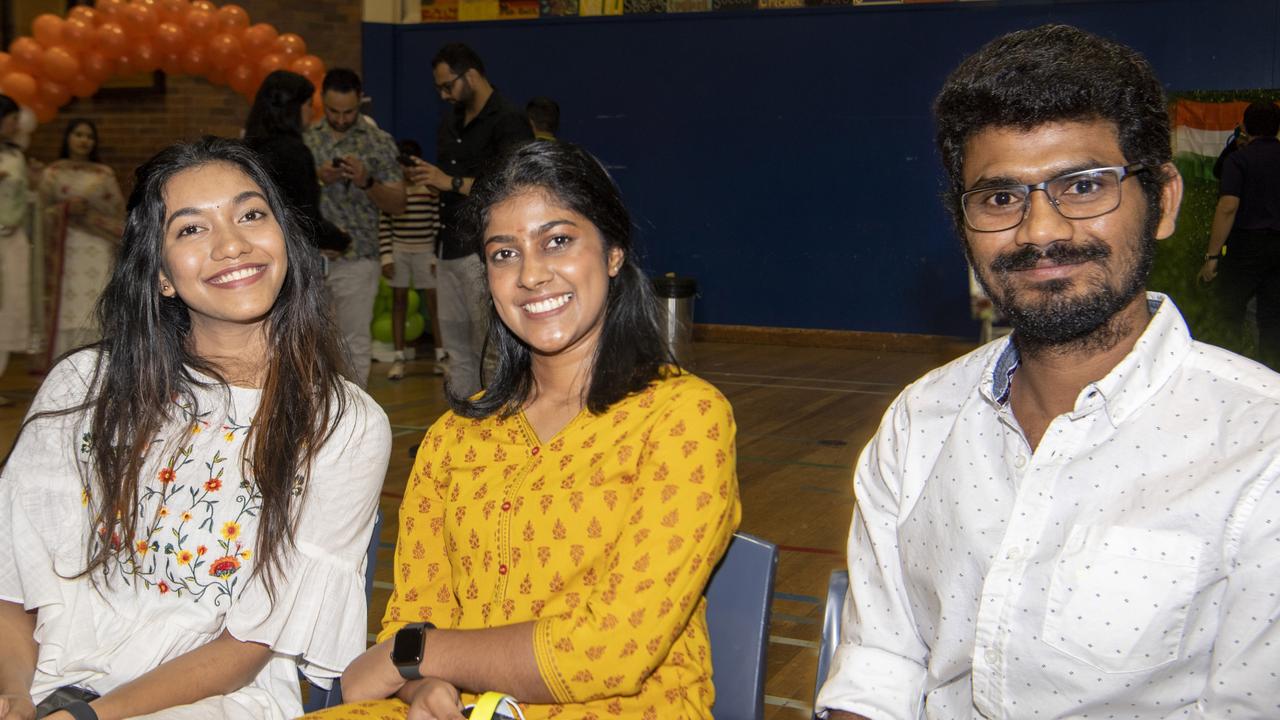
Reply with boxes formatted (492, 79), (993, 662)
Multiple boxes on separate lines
(397, 153), (418, 167)
(331, 157), (346, 168)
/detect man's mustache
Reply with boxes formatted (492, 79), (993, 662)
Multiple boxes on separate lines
(990, 241), (1111, 273)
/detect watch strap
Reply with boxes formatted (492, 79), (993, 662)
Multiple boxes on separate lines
(451, 175), (464, 192)
(63, 701), (99, 720)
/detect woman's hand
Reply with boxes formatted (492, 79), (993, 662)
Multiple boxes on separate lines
(338, 639), (406, 702)
(0, 693), (35, 720)
(1199, 257), (1219, 283)
(405, 679), (465, 720)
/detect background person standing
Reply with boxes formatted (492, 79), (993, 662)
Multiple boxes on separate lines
(305, 68), (407, 386)
(403, 43), (532, 398)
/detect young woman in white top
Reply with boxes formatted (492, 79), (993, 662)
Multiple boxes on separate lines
(0, 137), (391, 720)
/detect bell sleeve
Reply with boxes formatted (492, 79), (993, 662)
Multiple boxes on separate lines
(223, 388), (391, 686)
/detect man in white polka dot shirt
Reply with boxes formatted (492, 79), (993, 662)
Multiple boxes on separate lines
(818, 24), (1280, 720)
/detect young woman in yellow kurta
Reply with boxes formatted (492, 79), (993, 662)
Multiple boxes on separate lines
(326, 141), (741, 720)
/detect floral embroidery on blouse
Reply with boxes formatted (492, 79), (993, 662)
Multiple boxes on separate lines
(85, 398), (261, 604)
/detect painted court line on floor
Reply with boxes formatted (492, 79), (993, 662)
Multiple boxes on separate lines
(765, 695), (815, 715)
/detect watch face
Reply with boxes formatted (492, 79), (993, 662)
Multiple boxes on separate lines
(392, 626), (424, 665)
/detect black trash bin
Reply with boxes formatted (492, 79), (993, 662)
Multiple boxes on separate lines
(652, 274), (697, 369)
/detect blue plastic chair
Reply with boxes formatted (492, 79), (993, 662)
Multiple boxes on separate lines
(301, 509), (384, 712)
(812, 569), (849, 718)
(705, 532), (779, 720)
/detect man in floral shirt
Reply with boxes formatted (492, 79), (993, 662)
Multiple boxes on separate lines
(305, 68), (406, 386)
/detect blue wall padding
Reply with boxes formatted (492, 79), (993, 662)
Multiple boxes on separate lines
(363, 0), (1280, 336)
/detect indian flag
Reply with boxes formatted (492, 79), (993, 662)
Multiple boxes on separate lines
(1172, 99), (1248, 181)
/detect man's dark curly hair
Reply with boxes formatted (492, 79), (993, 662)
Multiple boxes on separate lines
(934, 24), (1173, 235)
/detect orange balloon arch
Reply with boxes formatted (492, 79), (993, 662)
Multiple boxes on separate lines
(0, 0), (327, 124)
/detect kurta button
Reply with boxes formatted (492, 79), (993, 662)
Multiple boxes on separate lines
(531, 446), (540, 456)
(501, 501), (511, 511)
(1014, 455), (1027, 468)
(498, 564), (508, 575)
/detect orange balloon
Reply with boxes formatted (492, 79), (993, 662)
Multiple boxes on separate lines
(206, 64), (227, 86)
(68, 6), (99, 25)
(42, 46), (81, 83)
(216, 4), (250, 31)
(155, 22), (186, 53)
(9, 38), (45, 70)
(69, 73), (98, 98)
(311, 90), (323, 117)
(190, 0), (215, 11)
(289, 54), (324, 82)
(32, 14), (65, 47)
(30, 100), (57, 124)
(81, 51), (114, 82)
(209, 32), (241, 70)
(95, 0), (126, 20)
(0, 72), (38, 107)
(129, 41), (158, 72)
(63, 19), (95, 51)
(228, 62), (255, 95)
(0, 53), (11, 78)
(184, 8), (215, 37)
(256, 52), (286, 80)
(155, 0), (190, 23)
(240, 23), (277, 59)
(39, 78), (72, 108)
(115, 51), (140, 76)
(272, 33), (306, 59)
(95, 22), (130, 58)
(180, 44), (208, 76)
(120, 3), (158, 37)
(160, 50), (184, 75)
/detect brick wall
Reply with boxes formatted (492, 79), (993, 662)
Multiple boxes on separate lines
(23, 0), (363, 197)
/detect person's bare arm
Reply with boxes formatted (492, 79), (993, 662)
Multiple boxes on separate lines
(51, 631), (272, 720)
(0, 601), (37, 720)
(1201, 195), (1240, 282)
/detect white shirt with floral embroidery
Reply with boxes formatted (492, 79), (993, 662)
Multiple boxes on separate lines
(0, 350), (392, 719)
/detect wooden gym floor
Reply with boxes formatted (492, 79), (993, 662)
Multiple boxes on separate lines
(0, 338), (972, 717)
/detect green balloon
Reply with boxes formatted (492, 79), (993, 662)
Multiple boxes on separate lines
(377, 278), (393, 301)
(373, 294), (390, 318)
(404, 313), (425, 342)
(371, 313), (394, 343)
(406, 288), (421, 314)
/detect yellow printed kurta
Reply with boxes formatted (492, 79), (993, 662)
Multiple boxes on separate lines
(338, 373), (738, 720)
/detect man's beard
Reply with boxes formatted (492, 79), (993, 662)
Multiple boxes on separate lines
(329, 117), (356, 133)
(968, 215), (1157, 355)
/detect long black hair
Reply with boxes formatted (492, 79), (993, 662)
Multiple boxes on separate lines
(58, 118), (101, 162)
(451, 140), (674, 418)
(10, 137), (352, 598)
(245, 70), (314, 140)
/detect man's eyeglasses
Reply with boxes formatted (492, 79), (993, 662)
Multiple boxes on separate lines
(960, 163), (1148, 233)
(435, 74), (464, 94)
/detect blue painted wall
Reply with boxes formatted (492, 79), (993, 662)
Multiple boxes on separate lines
(362, 0), (1280, 336)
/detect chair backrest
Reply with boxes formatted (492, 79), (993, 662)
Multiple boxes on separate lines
(705, 532), (779, 720)
(812, 569), (849, 715)
(300, 508), (384, 712)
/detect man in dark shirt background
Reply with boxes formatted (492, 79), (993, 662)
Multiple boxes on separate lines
(1202, 100), (1280, 368)
(405, 43), (533, 398)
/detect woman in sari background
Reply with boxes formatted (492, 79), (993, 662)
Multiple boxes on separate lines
(0, 95), (33, 407)
(39, 118), (125, 365)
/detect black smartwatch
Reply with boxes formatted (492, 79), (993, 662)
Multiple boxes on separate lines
(391, 622), (435, 680)
(451, 175), (464, 192)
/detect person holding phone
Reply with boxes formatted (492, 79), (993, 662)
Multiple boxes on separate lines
(304, 68), (406, 387)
